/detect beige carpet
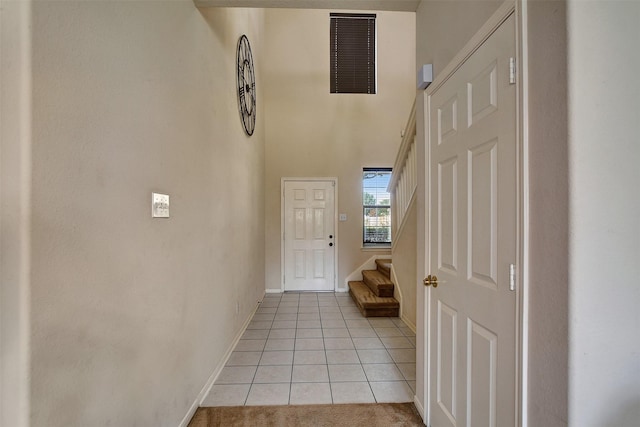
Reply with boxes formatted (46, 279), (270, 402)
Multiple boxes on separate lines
(188, 403), (424, 426)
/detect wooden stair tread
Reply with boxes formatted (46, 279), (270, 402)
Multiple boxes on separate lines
(375, 259), (392, 278)
(362, 269), (394, 298)
(348, 281), (399, 318)
(349, 282), (398, 307)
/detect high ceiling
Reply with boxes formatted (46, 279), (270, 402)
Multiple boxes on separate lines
(194, 0), (421, 12)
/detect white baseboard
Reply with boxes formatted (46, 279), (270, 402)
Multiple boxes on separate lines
(401, 314), (417, 333)
(266, 288), (348, 293)
(390, 265), (417, 333)
(390, 265), (403, 317)
(414, 394), (426, 424)
(178, 301), (260, 427)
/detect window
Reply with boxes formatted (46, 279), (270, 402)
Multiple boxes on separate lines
(330, 13), (376, 94)
(363, 168), (392, 246)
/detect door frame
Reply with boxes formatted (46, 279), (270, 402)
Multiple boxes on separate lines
(1, 3), (32, 426)
(418, 1), (529, 425)
(280, 177), (339, 292)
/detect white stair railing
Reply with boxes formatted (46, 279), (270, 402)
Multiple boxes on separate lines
(388, 100), (417, 243)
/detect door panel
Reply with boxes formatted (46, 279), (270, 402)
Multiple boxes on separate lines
(468, 61), (498, 126)
(437, 301), (458, 424)
(438, 157), (459, 274)
(284, 180), (335, 291)
(468, 138), (498, 289)
(438, 96), (459, 144)
(427, 13), (517, 427)
(467, 319), (497, 427)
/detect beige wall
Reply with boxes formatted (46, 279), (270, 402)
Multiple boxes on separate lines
(414, 0), (502, 411)
(526, 2), (640, 425)
(3, 2), (266, 425)
(391, 201), (417, 329)
(526, 1), (569, 425)
(263, 9), (416, 291)
(566, 1), (640, 425)
(416, 0), (503, 76)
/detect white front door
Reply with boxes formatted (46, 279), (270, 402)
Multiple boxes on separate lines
(283, 179), (336, 291)
(426, 13), (518, 427)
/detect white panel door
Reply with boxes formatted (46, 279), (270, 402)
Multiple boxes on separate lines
(427, 13), (517, 427)
(283, 180), (336, 291)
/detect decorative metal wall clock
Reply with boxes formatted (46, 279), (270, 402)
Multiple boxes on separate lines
(236, 35), (256, 136)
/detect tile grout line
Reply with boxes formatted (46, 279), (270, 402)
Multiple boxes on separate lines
(287, 296), (296, 405)
(345, 301), (378, 403)
(212, 293), (416, 406)
(247, 294), (277, 405)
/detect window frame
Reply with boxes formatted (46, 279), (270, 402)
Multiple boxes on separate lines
(362, 167), (392, 247)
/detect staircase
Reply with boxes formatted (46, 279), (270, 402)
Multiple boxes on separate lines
(348, 259), (400, 317)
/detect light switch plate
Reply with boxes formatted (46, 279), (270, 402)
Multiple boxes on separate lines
(152, 193), (169, 218)
(339, 213), (347, 221)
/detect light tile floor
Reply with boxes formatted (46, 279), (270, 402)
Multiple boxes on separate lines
(202, 292), (417, 407)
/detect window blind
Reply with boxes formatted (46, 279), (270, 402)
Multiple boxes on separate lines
(330, 13), (376, 94)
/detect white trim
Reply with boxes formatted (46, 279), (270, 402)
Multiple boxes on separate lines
(423, 81), (433, 427)
(360, 246), (392, 252)
(390, 264), (418, 333)
(390, 265), (403, 318)
(402, 314), (416, 335)
(280, 177), (339, 292)
(391, 191), (416, 251)
(343, 254), (389, 290)
(414, 395), (426, 423)
(178, 300), (261, 427)
(361, 166), (393, 248)
(388, 100), (417, 192)
(516, 0), (529, 425)
(1, 2), (32, 426)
